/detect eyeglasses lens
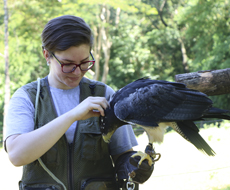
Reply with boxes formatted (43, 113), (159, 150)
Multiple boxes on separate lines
(62, 61), (94, 73)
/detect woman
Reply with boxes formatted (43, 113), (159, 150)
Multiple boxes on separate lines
(5, 15), (153, 190)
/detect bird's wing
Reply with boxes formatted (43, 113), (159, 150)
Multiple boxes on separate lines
(113, 81), (212, 127)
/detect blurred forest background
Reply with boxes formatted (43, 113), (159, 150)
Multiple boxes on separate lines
(1, 0), (230, 144)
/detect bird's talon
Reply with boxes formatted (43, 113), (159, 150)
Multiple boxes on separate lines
(152, 153), (161, 162)
(132, 151), (154, 166)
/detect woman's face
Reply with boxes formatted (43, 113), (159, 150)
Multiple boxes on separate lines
(45, 44), (91, 89)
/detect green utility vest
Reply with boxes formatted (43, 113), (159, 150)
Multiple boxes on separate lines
(19, 77), (118, 190)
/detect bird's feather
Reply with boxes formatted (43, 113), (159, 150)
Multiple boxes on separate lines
(114, 79), (212, 126)
(175, 121), (215, 156)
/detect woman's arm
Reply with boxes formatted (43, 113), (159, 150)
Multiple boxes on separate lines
(6, 96), (108, 167)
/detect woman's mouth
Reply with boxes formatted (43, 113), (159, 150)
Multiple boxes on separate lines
(67, 76), (80, 81)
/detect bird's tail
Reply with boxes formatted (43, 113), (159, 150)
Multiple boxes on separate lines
(202, 107), (230, 120)
(176, 121), (215, 156)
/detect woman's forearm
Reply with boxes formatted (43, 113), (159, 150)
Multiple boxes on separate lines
(6, 110), (76, 166)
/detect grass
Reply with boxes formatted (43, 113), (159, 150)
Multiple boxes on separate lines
(212, 187), (230, 190)
(137, 121), (230, 190)
(1, 122), (230, 190)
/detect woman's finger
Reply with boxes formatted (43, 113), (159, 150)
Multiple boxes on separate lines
(88, 97), (109, 110)
(90, 103), (105, 116)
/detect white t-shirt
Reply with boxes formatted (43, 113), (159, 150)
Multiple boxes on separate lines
(5, 80), (137, 155)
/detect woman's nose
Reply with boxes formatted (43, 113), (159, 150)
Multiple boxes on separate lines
(73, 66), (81, 74)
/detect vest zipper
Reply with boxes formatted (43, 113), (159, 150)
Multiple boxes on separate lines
(46, 77), (78, 190)
(68, 121), (79, 190)
(68, 143), (74, 190)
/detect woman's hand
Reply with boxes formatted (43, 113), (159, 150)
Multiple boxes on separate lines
(72, 96), (109, 121)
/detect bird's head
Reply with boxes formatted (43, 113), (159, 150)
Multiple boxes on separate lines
(99, 105), (127, 143)
(99, 106), (117, 143)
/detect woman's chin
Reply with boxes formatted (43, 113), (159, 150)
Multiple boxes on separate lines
(65, 77), (81, 88)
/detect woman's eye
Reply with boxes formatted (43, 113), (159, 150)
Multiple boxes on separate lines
(63, 63), (74, 66)
(81, 61), (89, 64)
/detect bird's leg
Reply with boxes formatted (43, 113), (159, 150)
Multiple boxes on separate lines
(131, 143), (161, 167)
(145, 143), (161, 163)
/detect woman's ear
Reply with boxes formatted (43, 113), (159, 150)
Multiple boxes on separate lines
(43, 49), (50, 62)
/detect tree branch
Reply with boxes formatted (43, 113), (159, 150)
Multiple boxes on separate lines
(156, 0), (168, 27)
(175, 69), (230, 96)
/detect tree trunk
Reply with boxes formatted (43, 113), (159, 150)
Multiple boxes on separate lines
(115, 7), (121, 27)
(3, 0), (10, 145)
(93, 24), (102, 81)
(178, 36), (189, 73)
(101, 5), (112, 84)
(175, 68), (230, 96)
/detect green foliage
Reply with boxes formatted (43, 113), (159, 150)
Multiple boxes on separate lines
(175, 0), (230, 109)
(178, 0), (230, 71)
(0, 132), (2, 148)
(212, 186), (230, 190)
(5, 0), (63, 93)
(1, 0), (230, 136)
(108, 12), (154, 89)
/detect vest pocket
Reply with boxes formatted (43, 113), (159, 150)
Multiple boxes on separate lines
(19, 181), (61, 190)
(81, 133), (107, 160)
(79, 120), (109, 160)
(80, 178), (119, 190)
(24, 187), (58, 190)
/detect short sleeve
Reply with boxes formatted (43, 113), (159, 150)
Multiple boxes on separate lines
(105, 85), (115, 101)
(109, 125), (138, 155)
(4, 88), (35, 141)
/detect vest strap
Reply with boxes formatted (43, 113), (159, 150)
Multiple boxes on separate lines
(35, 77), (67, 190)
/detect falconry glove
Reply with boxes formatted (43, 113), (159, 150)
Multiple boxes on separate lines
(115, 151), (154, 184)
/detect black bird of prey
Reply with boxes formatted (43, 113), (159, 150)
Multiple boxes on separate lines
(100, 77), (230, 166)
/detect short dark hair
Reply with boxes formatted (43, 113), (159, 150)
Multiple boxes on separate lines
(41, 15), (93, 53)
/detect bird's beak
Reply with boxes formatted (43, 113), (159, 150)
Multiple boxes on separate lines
(102, 135), (110, 143)
(102, 130), (115, 143)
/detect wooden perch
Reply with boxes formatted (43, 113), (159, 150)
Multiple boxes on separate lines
(175, 68), (230, 96)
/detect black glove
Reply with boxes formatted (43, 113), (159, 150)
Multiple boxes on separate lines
(115, 151), (154, 184)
